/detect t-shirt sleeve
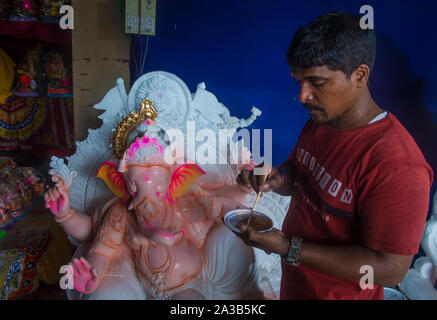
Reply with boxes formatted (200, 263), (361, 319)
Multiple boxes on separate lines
(358, 164), (433, 255)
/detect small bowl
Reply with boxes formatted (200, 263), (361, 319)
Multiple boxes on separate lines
(223, 209), (273, 233)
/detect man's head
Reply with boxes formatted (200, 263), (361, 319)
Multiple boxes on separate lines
(286, 11), (376, 124)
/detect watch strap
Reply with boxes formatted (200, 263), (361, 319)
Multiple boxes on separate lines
(284, 236), (302, 266)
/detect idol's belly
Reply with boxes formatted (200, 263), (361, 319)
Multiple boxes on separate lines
(146, 237), (202, 290)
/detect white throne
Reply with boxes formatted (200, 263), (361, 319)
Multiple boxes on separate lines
(398, 190), (437, 300)
(49, 71), (291, 299)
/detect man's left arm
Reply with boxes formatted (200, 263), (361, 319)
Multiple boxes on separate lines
(239, 226), (411, 287)
(293, 242), (412, 287)
(238, 163), (433, 287)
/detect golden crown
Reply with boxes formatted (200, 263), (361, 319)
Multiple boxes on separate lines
(110, 98), (158, 159)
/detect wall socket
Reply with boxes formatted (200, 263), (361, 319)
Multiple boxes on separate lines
(125, 0), (156, 36)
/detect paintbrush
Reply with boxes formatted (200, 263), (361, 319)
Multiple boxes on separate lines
(246, 174), (268, 228)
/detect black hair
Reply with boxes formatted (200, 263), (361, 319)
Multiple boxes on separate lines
(286, 11), (376, 78)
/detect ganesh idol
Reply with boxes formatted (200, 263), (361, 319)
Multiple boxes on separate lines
(44, 99), (263, 300)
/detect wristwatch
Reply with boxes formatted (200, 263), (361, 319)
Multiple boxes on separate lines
(283, 236), (303, 266)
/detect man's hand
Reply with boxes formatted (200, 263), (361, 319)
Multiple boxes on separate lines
(235, 225), (290, 256)
(237, 163), (284, 193)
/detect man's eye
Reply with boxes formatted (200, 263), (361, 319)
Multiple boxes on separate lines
(312, 81), (324, 88)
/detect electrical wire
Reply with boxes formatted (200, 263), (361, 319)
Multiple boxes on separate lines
(140, 35), (150, 76)
(130, 34), (150, 80)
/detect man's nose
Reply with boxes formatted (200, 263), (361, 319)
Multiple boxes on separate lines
(298, 82), (314, 104)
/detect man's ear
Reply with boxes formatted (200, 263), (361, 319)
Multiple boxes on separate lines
(353, 64), (371, 88)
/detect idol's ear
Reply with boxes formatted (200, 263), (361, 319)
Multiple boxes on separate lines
(167, 164), (206, 203)
(96, 161), (129, 203)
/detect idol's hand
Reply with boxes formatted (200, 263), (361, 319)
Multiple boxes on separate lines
(44, 186), (70, 217)
(69, 257), (100, 294)
(237, 163), (284, 193)
(235, 225), (290, 256)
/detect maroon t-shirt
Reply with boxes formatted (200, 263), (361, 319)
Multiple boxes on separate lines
(280, 113), (434, 300)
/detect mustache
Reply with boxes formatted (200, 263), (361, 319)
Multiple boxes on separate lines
(303, 103), (325, 112)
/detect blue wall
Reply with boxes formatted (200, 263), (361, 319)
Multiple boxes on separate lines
(130, 0), (437, 208)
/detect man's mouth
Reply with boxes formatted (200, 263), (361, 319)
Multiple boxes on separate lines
(303, 103), (324, 113)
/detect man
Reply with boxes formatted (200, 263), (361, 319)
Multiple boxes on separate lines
(236, 11), (434, 300)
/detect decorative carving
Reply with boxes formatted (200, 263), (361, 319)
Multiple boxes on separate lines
(48, 156), (77, 189)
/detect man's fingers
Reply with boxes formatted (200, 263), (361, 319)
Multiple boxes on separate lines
(268, 174), (283, 189)
(250, 173), (259, 193)
(257, 174), (269, 192)
(238, 170), (254, 190)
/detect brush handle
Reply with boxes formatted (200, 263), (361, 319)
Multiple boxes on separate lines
(246, 174), (268, 228)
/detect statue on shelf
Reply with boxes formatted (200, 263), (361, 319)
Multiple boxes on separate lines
(40, 0), (71, 23)
(0, 0), (13, 20)
(45, 50), (72, 97)
(45, 98), (264, 300)
(10, 0), (40, 21)
(12, 44), (42, 97)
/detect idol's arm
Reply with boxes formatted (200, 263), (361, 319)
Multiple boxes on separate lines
(72, 202), (127, 294)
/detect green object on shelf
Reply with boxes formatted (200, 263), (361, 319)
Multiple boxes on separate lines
(0, 229), (6, 241)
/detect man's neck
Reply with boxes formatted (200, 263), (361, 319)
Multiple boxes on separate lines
(328, 90), (383, 130)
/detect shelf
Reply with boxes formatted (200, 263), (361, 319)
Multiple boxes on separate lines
(0, 20), (71, 46)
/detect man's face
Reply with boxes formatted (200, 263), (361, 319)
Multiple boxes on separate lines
(291, 66), (359, 124)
